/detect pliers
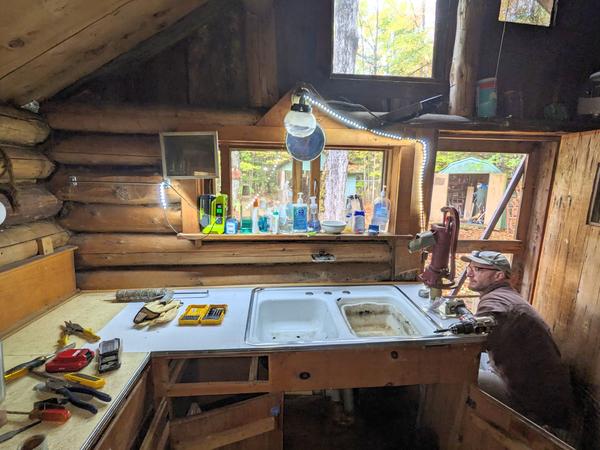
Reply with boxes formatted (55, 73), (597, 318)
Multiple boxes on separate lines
(58, 321), (100, 347)
(34, 378), (111, 415)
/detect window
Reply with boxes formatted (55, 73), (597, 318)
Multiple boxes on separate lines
(229, 149), (292, 220)
(332, 0), (438, 78)
(320, 149), (384, 225)
(431, 151), (526, 240)
(226, 147), (385, 232)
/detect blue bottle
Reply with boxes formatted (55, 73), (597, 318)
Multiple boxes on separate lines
(225, 217), (239, 234)
(292, 193), (308, 233)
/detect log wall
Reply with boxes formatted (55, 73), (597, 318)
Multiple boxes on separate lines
(0, 105), (68, 270)
(46, 109), (420, 289)
(532, 130), (600, 447)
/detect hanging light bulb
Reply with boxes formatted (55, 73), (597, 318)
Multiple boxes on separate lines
(284, 87), (317, 138)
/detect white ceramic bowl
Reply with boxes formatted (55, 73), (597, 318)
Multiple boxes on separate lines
(321, 220), (346, 234)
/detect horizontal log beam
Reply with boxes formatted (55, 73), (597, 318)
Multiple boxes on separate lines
(0, 221), (69, 267)
(0, 221), (66, 248)
(69, 233), (392, 268)
(0, 145), (54, 181)
(59, 203), (181, 233)
(49, 168), (180, 205)
(0, 231), (69, 267)
(49, 134), (161, 167)
(76, 263), (392, 289)
(0, 105), (50, 146)
(0, 185), (62, 226)
(456, 240), (523, 254)
(42, 102), (262, 134)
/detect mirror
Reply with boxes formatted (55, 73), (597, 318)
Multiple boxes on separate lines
(285, 125), (326, 162)
(498, 0), (556, 27)
(160, 131), (219, 179)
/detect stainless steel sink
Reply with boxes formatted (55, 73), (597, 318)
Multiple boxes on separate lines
(245, 285), (439, 346)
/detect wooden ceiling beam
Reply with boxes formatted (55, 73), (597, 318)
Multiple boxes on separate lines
(42, 102), (262, 133)
(0, 0), (210, 104)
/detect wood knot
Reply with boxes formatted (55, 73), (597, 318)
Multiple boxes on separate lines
(8, 38), (25, 48)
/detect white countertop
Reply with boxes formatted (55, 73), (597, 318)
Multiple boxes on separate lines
(98, 283), (483, 353)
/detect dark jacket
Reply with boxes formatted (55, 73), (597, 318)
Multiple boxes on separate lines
(476, 281), (573, 426)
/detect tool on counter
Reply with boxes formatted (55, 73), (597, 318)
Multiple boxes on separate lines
(178, 305), (209, 325)
(45, 348), (94, 373)
(58, 321), (100, 348)
(34, 378), (111, 415)
(64, 373), (105, 389)
(115, 288), (174, 303)
(5, 402), (71, 423)
(0, 420), (42, 443)
(201, 304), (227, 325)
(98, 338), (122, 373)
(3, 343), (76, 382)
(133, 298), (183, 327)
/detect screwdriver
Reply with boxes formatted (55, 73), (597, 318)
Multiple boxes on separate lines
(5, 405), (71, 423)
(3, 343), (76, 382)
(0, 420), (42, 443)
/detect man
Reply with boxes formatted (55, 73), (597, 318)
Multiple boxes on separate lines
(461, 250), (573, 427)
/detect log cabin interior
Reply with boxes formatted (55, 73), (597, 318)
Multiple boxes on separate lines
(1, 0), (600, 449)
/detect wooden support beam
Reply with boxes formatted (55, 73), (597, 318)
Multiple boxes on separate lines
(448, 0), (490, 116)
(518, 142), (558, 302)
(70, 234), (391, 268)
(438, 138), (539, 154)
(42, 102), (262, 134)
(244, 0), (279, 108)
(76, 263), (391, 289)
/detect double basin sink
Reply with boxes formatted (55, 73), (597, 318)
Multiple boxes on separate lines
(245, 285), (440, 346)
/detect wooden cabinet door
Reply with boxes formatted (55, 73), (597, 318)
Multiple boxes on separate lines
(460, 385), (574, 450)
(169, 393), (283, 450)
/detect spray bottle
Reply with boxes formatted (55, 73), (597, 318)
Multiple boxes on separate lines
(308, 196), (321, 232)
(279, 182), (293, 233)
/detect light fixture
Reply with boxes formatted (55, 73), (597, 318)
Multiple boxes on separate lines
(284, 87), (317, 138)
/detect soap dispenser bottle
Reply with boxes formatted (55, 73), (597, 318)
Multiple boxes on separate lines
(308, 196), (321, 232)
(372, 185), (391, 232)
(292, 192), (308, 233)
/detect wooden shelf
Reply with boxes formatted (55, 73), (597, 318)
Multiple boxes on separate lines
(178, 232), (411, 243)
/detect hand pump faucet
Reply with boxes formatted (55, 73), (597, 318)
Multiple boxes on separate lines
(408, 206), (460, 300)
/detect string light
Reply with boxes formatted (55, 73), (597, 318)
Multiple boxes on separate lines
(306, 94), (428, 231)
(159, 181), (169, 210)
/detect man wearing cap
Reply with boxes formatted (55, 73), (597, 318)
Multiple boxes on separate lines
(461, 250), (573, 427)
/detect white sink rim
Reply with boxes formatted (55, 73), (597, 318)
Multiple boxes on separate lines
(244, 285), (443, 346)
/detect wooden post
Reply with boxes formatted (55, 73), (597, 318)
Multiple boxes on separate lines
(244, 0), (279, 108)
(448, 0), (486, 117)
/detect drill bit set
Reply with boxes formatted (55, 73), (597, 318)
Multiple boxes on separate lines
(178, 304), (227, 326)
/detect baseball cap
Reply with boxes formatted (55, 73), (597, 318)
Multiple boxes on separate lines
(460, 250), (511, 275)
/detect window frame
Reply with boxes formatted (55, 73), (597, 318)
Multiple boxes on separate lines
(218, 143), (392, 230)
(329, 0), (454, 83)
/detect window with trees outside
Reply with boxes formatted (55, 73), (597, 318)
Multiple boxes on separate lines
(332, 0), (438, 78)
(227, 148), (385, 231)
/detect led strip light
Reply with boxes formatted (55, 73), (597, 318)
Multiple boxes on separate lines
(306, 94), (428, 231)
